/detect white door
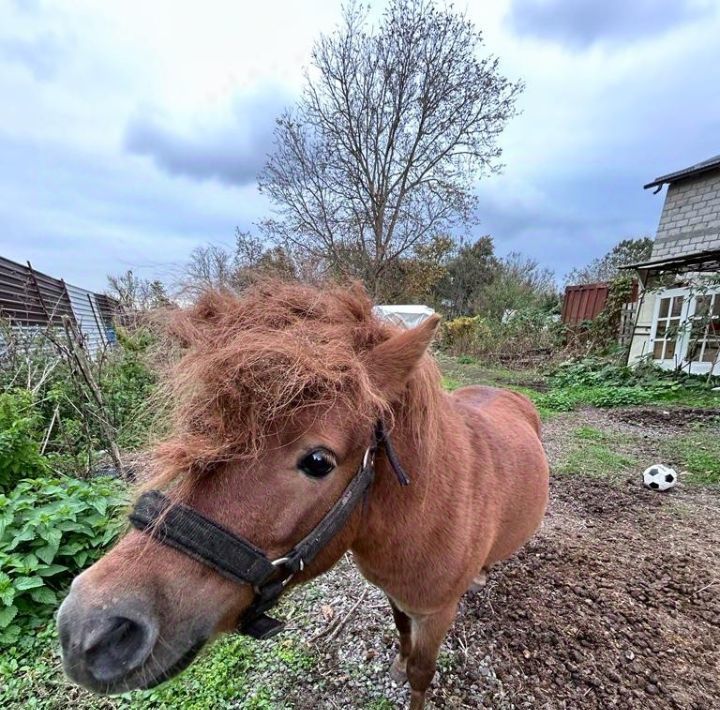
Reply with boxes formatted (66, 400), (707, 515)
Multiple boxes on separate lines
(650, 287), (720, 375)
(649, 289), (690, 370)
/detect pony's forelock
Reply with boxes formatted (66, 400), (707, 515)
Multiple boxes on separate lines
(145, 280), (442, 493)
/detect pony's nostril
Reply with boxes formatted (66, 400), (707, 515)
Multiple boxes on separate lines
(84, 615), (154, 683)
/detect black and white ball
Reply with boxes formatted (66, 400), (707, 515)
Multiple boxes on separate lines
(643, 464), (677, 491)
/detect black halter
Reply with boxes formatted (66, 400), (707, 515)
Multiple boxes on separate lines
(129, 421), (409, 640)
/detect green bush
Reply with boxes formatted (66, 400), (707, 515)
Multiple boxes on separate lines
(0, 391), (50, 491)
(440, 315), (492, 354)
(533, 389), (581, 412)
(441, 308), (565, 364)
(102, 329), (159, 450)
(0, 476), (128, 646)
(549, 357), (634, 388)
(1, 323), (161, 475)
(586, 386), (657, 408)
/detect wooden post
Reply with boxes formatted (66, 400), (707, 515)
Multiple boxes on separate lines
(61, 315), (124, 475)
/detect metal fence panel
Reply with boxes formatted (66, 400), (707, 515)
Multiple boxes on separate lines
(0, 256), (74, 326)
(0, 255), (118, 357)
(66, 284), (108, 355)
(561, 283), (610, 325)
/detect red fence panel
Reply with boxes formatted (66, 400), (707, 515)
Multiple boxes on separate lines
(561, 282), (610, 325)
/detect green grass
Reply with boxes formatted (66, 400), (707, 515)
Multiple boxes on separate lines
(440, 354), (720, 416)
(574, 425), (608, 441)
(659, 427), (720, 485)
(556, 441), (638, 479)
(438, 355), (556, 416)
(554, 426), (638, 480)
(553, 422), (720, 485)
(441, 375), (462, 391)
(0, 620), (316, 709)
(437, 354), (546, 390)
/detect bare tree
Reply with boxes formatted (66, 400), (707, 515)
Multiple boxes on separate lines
(179, 230), (298, 296)
(107, 270), (171, 312)
(181, 244), (238, 295)
(258, 0), (522, 295)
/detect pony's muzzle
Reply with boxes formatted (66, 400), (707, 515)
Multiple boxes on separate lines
(57, 587), (159, 691)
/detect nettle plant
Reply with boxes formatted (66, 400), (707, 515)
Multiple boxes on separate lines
(0, 391), (50, 492)
(0, 476), (127, 646)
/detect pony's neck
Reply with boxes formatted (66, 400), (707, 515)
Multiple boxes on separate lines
(352, 360), (463, 558)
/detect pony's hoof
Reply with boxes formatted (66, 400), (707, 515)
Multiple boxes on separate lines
(389, 654), (407, 683)
(468, 570), (488, 593)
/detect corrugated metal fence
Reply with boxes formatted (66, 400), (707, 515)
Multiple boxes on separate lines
(561, 282), (610, 325)
(0, 256), (117, 355)
(562, 280), (639, 346)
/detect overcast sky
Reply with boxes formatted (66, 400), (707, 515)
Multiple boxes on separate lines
(1, 0), (719, 291)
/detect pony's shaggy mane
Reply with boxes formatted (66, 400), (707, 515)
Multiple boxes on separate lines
(148, 280), (443, 492)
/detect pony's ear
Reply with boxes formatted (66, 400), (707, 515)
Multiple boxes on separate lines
(365, 315), (441, 399)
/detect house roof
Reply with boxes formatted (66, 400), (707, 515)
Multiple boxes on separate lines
(644, 154), (720, 190)
(620, 247), (720, 274)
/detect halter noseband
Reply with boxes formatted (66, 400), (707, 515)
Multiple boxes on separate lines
(128, 421), (409, 640)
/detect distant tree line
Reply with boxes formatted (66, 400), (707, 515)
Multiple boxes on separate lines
(155, 229), (559, 323)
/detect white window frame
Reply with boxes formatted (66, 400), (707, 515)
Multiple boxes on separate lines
(649, 285), (720, 375)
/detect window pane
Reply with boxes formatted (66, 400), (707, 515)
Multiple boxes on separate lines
(696, 295), (710, 317)
(666, 319), (682, 339)
(659, 298), (670, 318)
(665, 339), (676, 359)
(690, 319), (706, 339)
(687, 339), (702, 362)
(702, 341), (719, 364)
(653, 340), (664, 359)
(656, 321), (666, 337)
(671, 296), (684, 317)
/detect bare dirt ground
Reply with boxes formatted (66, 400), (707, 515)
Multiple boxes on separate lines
(270, 408), (720, 709)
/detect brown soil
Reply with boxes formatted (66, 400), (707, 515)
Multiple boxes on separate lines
(277, 414), (720, 709)
(610, 406), (720, 427)
(440, 477), (720, 709)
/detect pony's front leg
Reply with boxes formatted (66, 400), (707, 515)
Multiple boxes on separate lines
(388, 598), (412, 682)
(406, 602), (458, 710)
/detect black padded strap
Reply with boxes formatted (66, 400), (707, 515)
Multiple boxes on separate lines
(284, 455), (375, 572)
(130, 490), (276, 587)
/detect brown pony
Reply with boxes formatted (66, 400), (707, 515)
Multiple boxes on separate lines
(57, 282), (548, 709)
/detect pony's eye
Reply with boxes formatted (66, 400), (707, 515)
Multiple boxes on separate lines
(298, 449), (336, 478)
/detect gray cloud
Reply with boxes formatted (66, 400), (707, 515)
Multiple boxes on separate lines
(475, 171), (663, 280)
(123, 89), (291, 186)
(505, 0), (715, 48)
(0, 133), (267, 291)
(0, 33), (67, 81)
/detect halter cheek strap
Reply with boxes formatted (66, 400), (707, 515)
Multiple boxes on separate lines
(128, 421), (409, 640)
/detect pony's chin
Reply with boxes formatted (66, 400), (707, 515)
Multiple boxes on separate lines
(71, 638), (207, 695)
(134, 638), (207, 690)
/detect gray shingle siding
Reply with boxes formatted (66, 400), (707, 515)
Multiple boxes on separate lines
(652, 171), (720, 259)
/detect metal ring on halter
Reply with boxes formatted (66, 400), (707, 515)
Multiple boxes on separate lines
(361, 445), (375, 471)
(271, 556), (304, 587)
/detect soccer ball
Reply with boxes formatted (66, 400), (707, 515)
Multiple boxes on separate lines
(643, 464), (678, 491)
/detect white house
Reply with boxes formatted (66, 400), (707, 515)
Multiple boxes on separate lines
(626, 155), (720, 375)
